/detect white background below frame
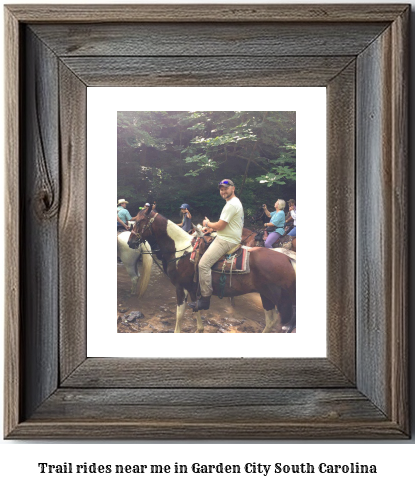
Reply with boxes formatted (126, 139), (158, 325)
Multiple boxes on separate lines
(87, 87), (326, 358)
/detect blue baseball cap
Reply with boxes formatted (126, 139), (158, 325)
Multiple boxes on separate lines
(218, 179), (235, 188)
(180, 203), (190, 210)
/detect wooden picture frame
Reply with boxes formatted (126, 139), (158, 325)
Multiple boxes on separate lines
(4, 4), (409, 439)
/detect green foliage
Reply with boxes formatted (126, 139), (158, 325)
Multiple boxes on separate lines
(117, 111), (296, 221)
(256, 144), (296, 187)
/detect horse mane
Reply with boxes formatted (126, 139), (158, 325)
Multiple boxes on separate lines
(148, 211), (193, 258)
(166, 219), (193, 257)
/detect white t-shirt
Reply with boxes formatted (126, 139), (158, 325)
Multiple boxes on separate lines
(290, 208), (296, 226)
(217, 196), (244, 245)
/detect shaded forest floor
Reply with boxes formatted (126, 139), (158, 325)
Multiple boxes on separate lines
(117, 260), (294, 333)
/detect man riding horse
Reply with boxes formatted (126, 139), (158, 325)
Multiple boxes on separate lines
(188, 179), (244, 312)
(117, 198), (132, 232)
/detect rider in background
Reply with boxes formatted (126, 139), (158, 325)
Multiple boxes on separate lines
(262, 200), (286, 248)
(117, 198), (132, 232)
(285, 199), (296, 237)
(177, 203), (193, 233)
(117, 212), (129, 232)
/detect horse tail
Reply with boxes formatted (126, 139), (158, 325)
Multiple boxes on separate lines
(137, 241), (152, 297)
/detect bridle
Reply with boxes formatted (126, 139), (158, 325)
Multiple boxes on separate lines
(130, 212), (194, 264)
(130, 212), (159, 246)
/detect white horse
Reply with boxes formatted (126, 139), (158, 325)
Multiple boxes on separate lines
(117, 231), (152, 296)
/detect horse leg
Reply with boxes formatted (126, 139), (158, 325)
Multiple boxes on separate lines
(174, 287), (188, 333)
(280, 286), (296, 332)
(124, 263), (139, 295)
(189, 290), (204, 333)
(260, 291), (281, 333)
(130, 275), (138, 295)
(282, 305), (296, 333)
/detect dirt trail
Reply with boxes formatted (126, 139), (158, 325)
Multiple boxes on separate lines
(117, 260), (293, 333)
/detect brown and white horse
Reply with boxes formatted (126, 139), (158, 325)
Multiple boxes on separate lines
(128, 206), (296, 333)
(117, 232), (152, 296)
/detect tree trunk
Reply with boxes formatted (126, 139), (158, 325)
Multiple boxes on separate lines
(239, 112), (267, 197)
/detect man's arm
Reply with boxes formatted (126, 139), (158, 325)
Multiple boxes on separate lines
(203, 218), (227, 232)
(117, 214), (129, 229)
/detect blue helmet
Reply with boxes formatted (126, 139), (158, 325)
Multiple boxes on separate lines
(180, 203), (190, 210)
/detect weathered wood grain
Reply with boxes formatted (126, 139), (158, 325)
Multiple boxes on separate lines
(32, 388), (386, 423)
(61, 56), (354, 87)
(6, 4), (409, 23)
(7, 422), (407, 441)
(21, 29), (60, 420)
(4, 5), (409, 440)
(326, 62), (356, 382)
(357, 31), (390, 416)
(8, 410), (406, 441)
(58, 63), (87, 382)
(356, 12), (408, 425)
(62, 358), (352, 389)
(389, 6), (409, 435)
(8, 421), (406, 441)
(4, 6), (21, 439)
(31, 23), (388, 57)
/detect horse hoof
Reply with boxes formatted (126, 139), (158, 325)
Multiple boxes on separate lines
(282, 324), (295, 333)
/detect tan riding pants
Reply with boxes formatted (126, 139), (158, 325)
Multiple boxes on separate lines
(198, 237), (238, 297)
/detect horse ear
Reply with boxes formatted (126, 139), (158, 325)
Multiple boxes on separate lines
(194, 224), (204, 237)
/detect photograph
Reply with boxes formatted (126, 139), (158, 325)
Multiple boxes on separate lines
(116, 110), (296, 334)
(3, 0), (409, 443)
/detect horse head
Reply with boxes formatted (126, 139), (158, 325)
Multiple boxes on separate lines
(191, 223), (205, 237)
(128, 205), (157, 250)
(254, 229), (265, 242)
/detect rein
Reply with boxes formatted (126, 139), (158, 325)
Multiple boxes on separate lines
(241, 231), (255, 244)
(252, 208), (266, 223)
(139, 246), (191, 265)
(131, 212), (159, 241)
(166, 250), (191, 264)
(132, 212), (193, 265)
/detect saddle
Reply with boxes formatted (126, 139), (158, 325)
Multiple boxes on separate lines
(211, 245), (250, 274)
(190, 237), (250, 274)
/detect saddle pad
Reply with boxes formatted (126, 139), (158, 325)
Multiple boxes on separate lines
(189, 237), (202, 263)
(212, 246), (250, 274)
(271, 248), (296, 274)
